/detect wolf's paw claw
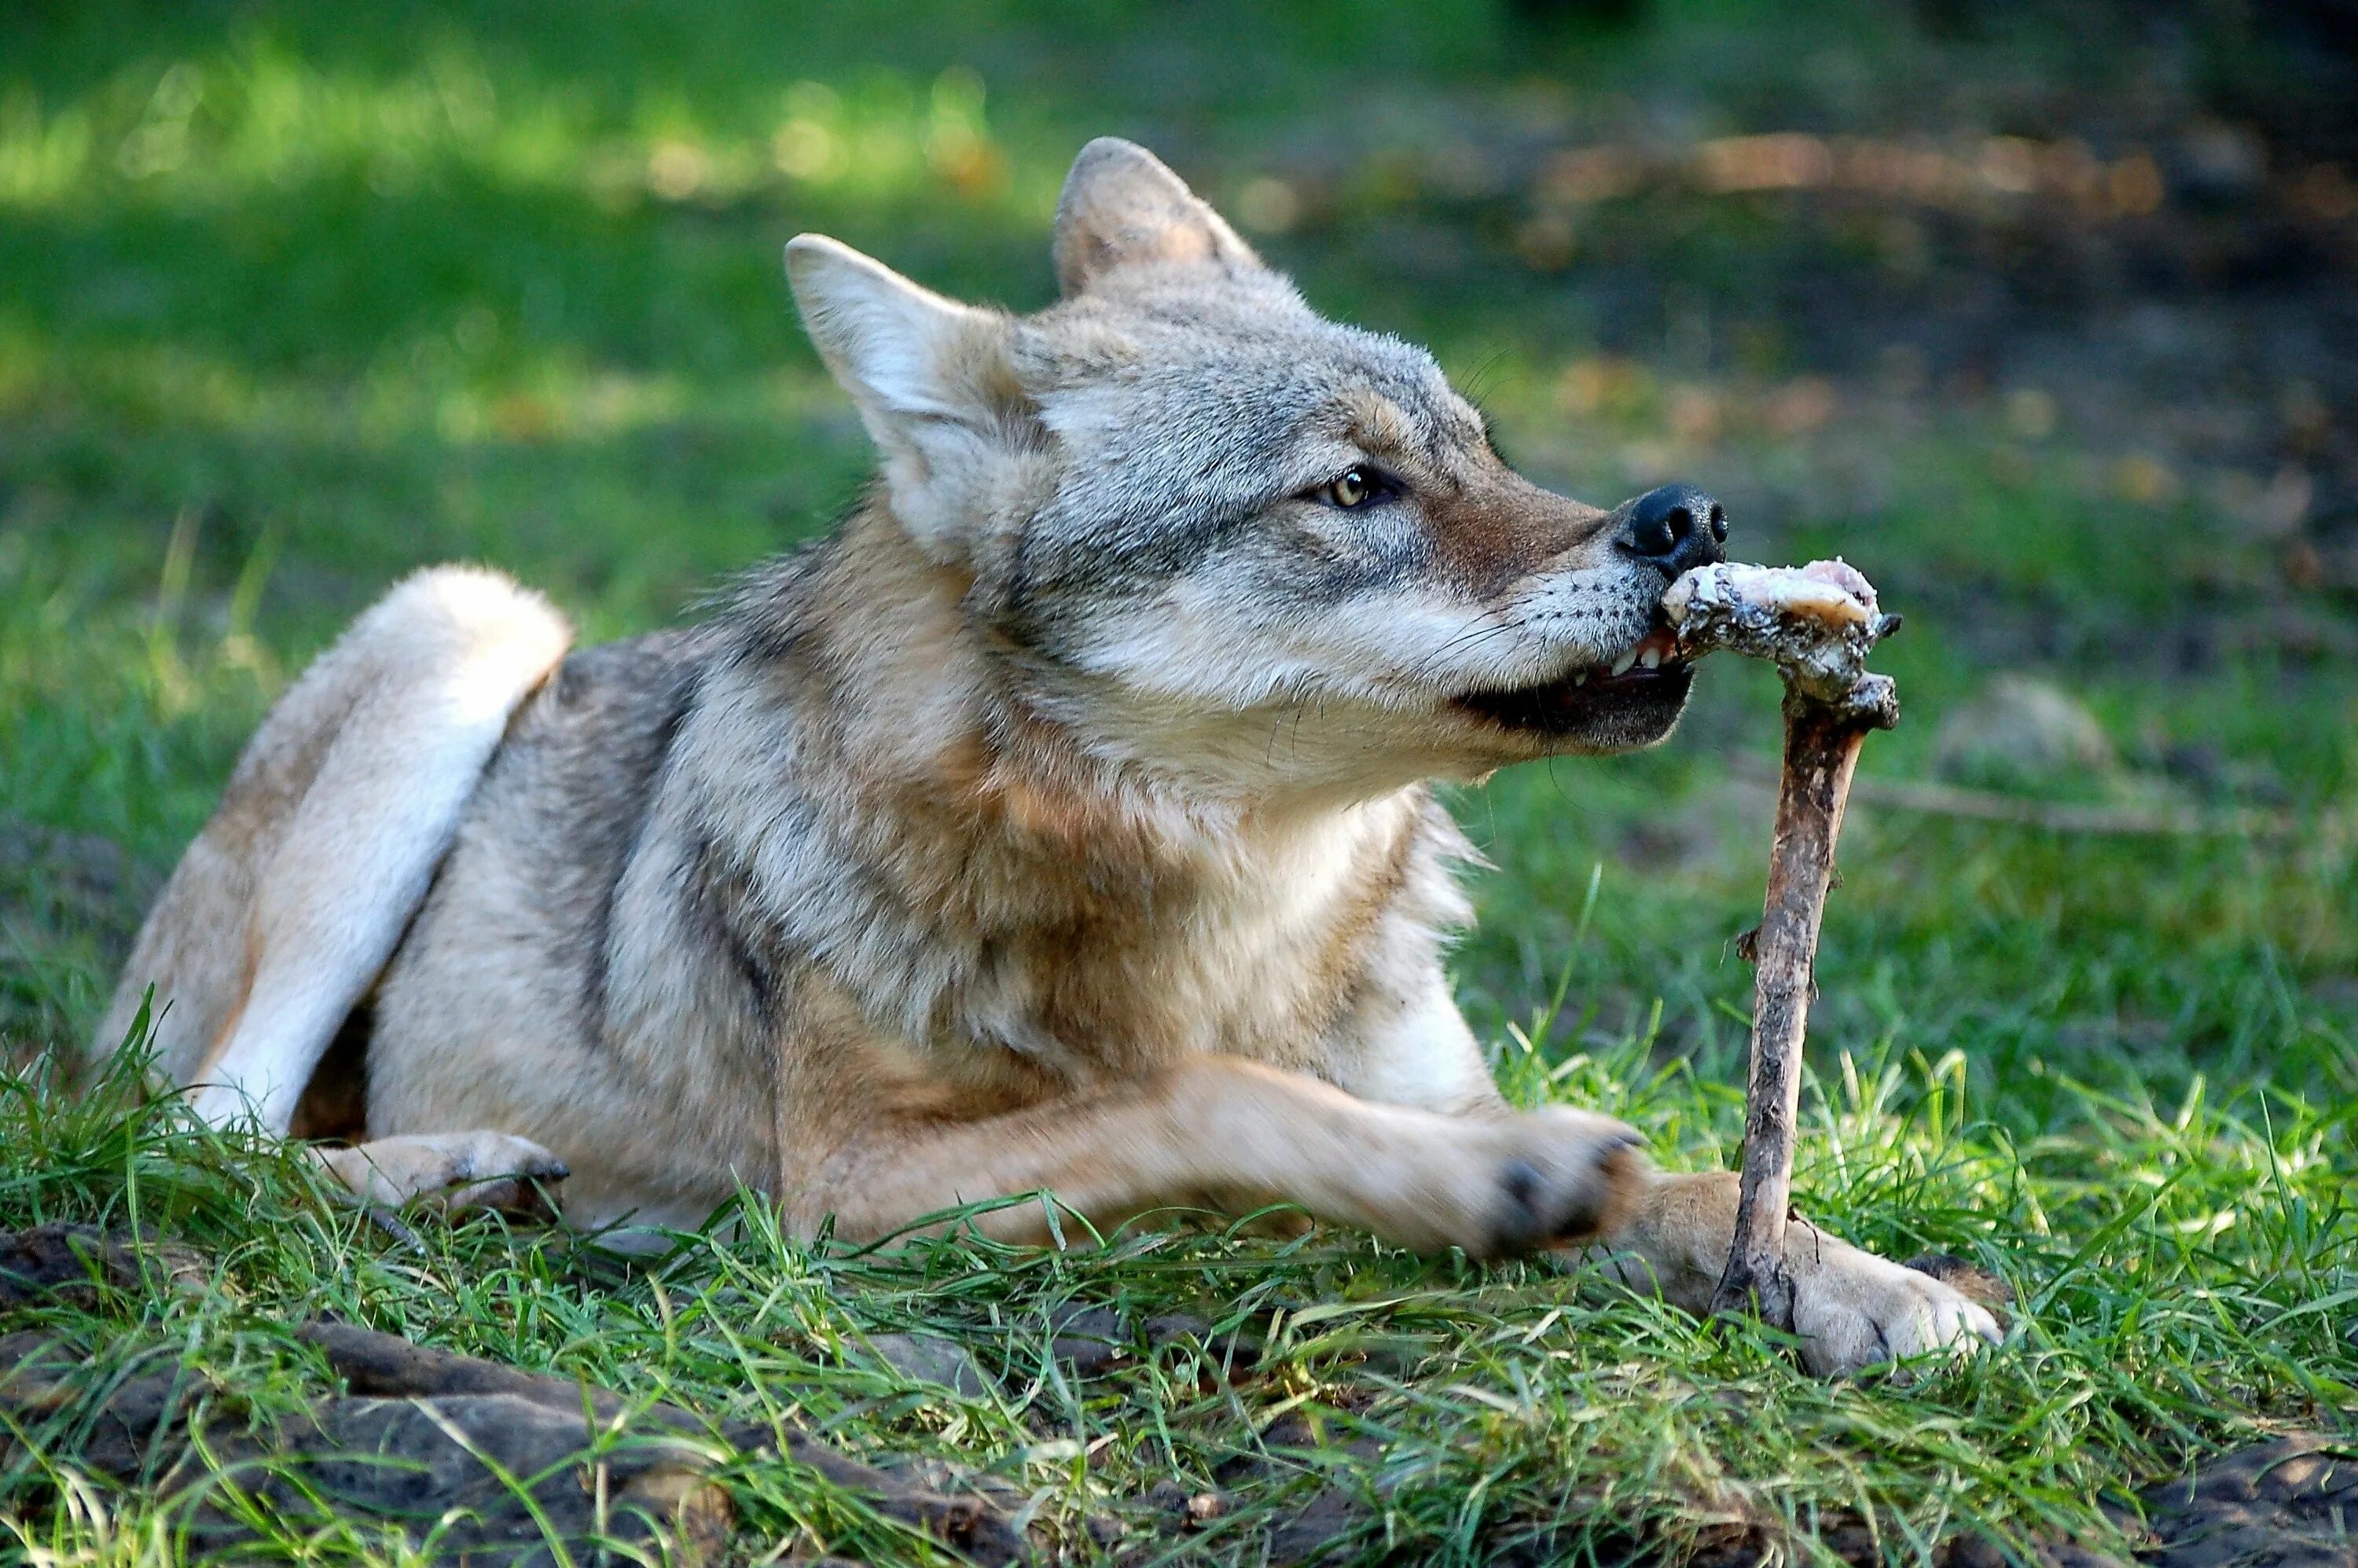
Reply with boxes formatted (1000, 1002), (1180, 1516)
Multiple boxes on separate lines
(1791, 1236), (2004, 1376)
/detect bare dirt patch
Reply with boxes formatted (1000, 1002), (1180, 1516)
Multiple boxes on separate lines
(0, 1225), (1023, 1566)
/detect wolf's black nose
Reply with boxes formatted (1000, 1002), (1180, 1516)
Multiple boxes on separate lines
(1617, 483), (1728, 575)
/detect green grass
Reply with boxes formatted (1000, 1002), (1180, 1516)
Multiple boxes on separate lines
(3, 2), (2355, 1562)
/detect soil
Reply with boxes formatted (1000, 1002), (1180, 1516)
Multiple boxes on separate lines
(0, 1225), (1023, 1566)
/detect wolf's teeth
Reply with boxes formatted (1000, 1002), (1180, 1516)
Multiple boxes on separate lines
(1571, 670), (1589, 685)
(1611, 650), (1638, 677)
(1638, 648), (1662, 670)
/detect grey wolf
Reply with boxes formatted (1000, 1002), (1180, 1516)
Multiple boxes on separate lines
(95, 138), (1998, 1375)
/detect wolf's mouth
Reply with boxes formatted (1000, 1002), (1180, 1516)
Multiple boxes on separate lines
(1450, 621), (1695, 740)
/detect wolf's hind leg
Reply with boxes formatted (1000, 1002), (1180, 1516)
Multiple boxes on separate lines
(315, 1131), (571, 1216)
(94, 567), (571, 1133)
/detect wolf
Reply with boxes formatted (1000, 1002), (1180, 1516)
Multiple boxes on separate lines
(95, 138), (1996, 1375)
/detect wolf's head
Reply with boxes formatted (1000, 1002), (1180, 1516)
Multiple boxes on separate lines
(787, 138), (1724, 805)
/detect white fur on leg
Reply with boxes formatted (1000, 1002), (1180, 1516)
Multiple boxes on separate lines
(189, 568), (571, 1132)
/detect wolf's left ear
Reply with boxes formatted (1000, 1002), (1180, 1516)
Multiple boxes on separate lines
(787, 233), (1029, 560)
(1052, 138), (1262, 296)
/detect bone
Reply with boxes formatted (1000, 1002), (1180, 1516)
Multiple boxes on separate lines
(1660, 559), (1901, 1334)
(1660, 560), (1899, 718)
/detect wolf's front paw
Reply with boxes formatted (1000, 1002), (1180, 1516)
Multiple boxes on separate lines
(1786, 1226), (2003, 1376)
(1478, 1107), (1647, 1258)
(315, 1131), (570, 1218)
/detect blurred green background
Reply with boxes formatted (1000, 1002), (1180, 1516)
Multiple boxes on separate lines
(3, 2), (2356, 1558)
(6, 0), (2351, 1109)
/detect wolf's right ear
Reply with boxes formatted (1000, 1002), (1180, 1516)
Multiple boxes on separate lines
(787, 233), (1029, 561)
(1052, 138), (1262, 296)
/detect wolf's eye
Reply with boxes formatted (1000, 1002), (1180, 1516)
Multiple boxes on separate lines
(1319, 467), (1385, 509)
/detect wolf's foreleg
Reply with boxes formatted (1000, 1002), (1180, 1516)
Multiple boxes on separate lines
(1587, 1168), (2002, 1375)
(98, 567), (571, 1134)
(783, 1056), (1645, 1258)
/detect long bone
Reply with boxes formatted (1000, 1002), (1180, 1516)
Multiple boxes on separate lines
(1658, 560), (1901, 1332)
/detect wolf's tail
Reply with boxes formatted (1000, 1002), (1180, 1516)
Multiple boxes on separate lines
(94, 566), (572, 1132)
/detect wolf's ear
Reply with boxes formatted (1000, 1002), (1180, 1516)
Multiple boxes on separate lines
(1052, 138), (1262, 296)
(786, 233), (1028, 560)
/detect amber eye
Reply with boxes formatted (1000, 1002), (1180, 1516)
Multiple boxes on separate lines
(1322, 467), (1380, 509)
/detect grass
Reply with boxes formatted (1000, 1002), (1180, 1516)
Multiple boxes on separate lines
(3, 1), (2355, 1562)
